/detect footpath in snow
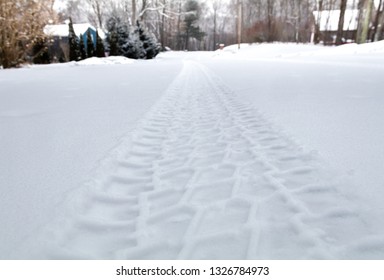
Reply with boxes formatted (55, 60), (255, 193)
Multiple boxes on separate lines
(14, 59), (384, 259)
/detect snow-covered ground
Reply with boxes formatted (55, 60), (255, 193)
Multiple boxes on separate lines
(207, 42), (384, 238)
(0, 57), (183, 258)
(1, 42), (384, 259)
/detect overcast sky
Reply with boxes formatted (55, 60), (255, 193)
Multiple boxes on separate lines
(53, 0), (383, 13)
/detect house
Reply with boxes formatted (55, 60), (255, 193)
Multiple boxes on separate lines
(312, 9), (360, 45)
(43, 22), (105, 61)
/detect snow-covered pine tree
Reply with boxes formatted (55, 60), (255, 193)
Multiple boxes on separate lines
(125, 29), (146, 59)
(68, 17), (81, 61)
(116, 21), (130, 56)
(86, 29), (95, 58)
(135, 21), (160, 59)
(113, 17), (144, 59)
(108, 32), (119, 56)
(95, 30), (105, 57)
(105, 16), (156, 59)
(79, 34), (87, 60)
(105, 16), (120, 56)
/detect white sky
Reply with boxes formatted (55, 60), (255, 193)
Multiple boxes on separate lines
(53, 0), (66, 11)
(54, 0), (383, 12)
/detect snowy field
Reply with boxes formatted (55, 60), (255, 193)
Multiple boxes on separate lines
(1, 42), (384, 259)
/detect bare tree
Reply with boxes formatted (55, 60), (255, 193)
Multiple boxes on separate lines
(356, 0), (374, 43)
(266, 0), (275, 41)
(59, 0), (87, 23)
(0, 0), (57, 68)
(156, 0), (180, 49)
(176, 0), (183, 49)
(236, 0), (243, 48)
(157, 0), (167, 48)
(313, 0), (324, 44)
(371, 0), (383, 41)
(132, 0), (137, 23)
(86, 0), (106, 29)
(336, 0), (348, 44)
(375, 0), (384, 40)
(212, 1), (219, 50)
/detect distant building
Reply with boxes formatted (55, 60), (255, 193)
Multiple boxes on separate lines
(312, 9), (360, 45)
(43, 22), (105, 62)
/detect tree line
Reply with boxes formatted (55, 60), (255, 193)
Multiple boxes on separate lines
(60, 0), (383, 48)
(1, 0), (384, 68)
(67, 17), (160, 62)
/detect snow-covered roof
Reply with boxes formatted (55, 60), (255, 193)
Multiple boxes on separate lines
(313, 9), (359, 31)
(43, 23), (105, 38)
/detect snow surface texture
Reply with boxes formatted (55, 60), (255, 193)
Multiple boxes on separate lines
(209, 42), (384, 243)
(0, 58), (182, 258)
(2, 42), (384, 259)
(74, 56), (135, 66)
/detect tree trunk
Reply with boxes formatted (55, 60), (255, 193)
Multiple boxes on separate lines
(139, 0), (147, 21)
(336, 0), (347, 45)
(176, 0), (182, 50)
(213, 3), (217, 50)
(160, 0), (166, 48)
(314, 0), (324, 44)
(237, 0), (242, 48)
(375, 3), (384, 40)
(132, 0), (137, 24)
(267, 0), (274, 42)
(357, 0), (374, 44)
(297, 0), (302, 42)
(371, 0), (383, 41)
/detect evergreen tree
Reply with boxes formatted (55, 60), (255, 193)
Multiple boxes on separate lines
(182, 0), (205, 50)
(108, 31), (119, 56)
(116, 21), (130, 56)
(105, 16), (160, 59)
(86, 29), (95, 57)
(95, 30), (105, 57)
(79, 34), (87, 60)
(106, 16), (142, 59)
(68, 17), (81, 61)
(106, 17), (120, 56)
(136, 21), (160, 59)
(125, 29), (145, 59)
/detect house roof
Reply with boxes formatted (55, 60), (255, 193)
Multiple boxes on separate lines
(43, 23), (105, 38)
(313, 9), (359, 32)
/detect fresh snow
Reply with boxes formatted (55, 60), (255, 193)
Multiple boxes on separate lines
(74, 56), (136, 66)
(0, 59), (183, 258)
(1, 42), (384, 259)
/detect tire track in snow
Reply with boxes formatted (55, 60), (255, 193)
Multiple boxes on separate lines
(35, 60), (378, 259)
